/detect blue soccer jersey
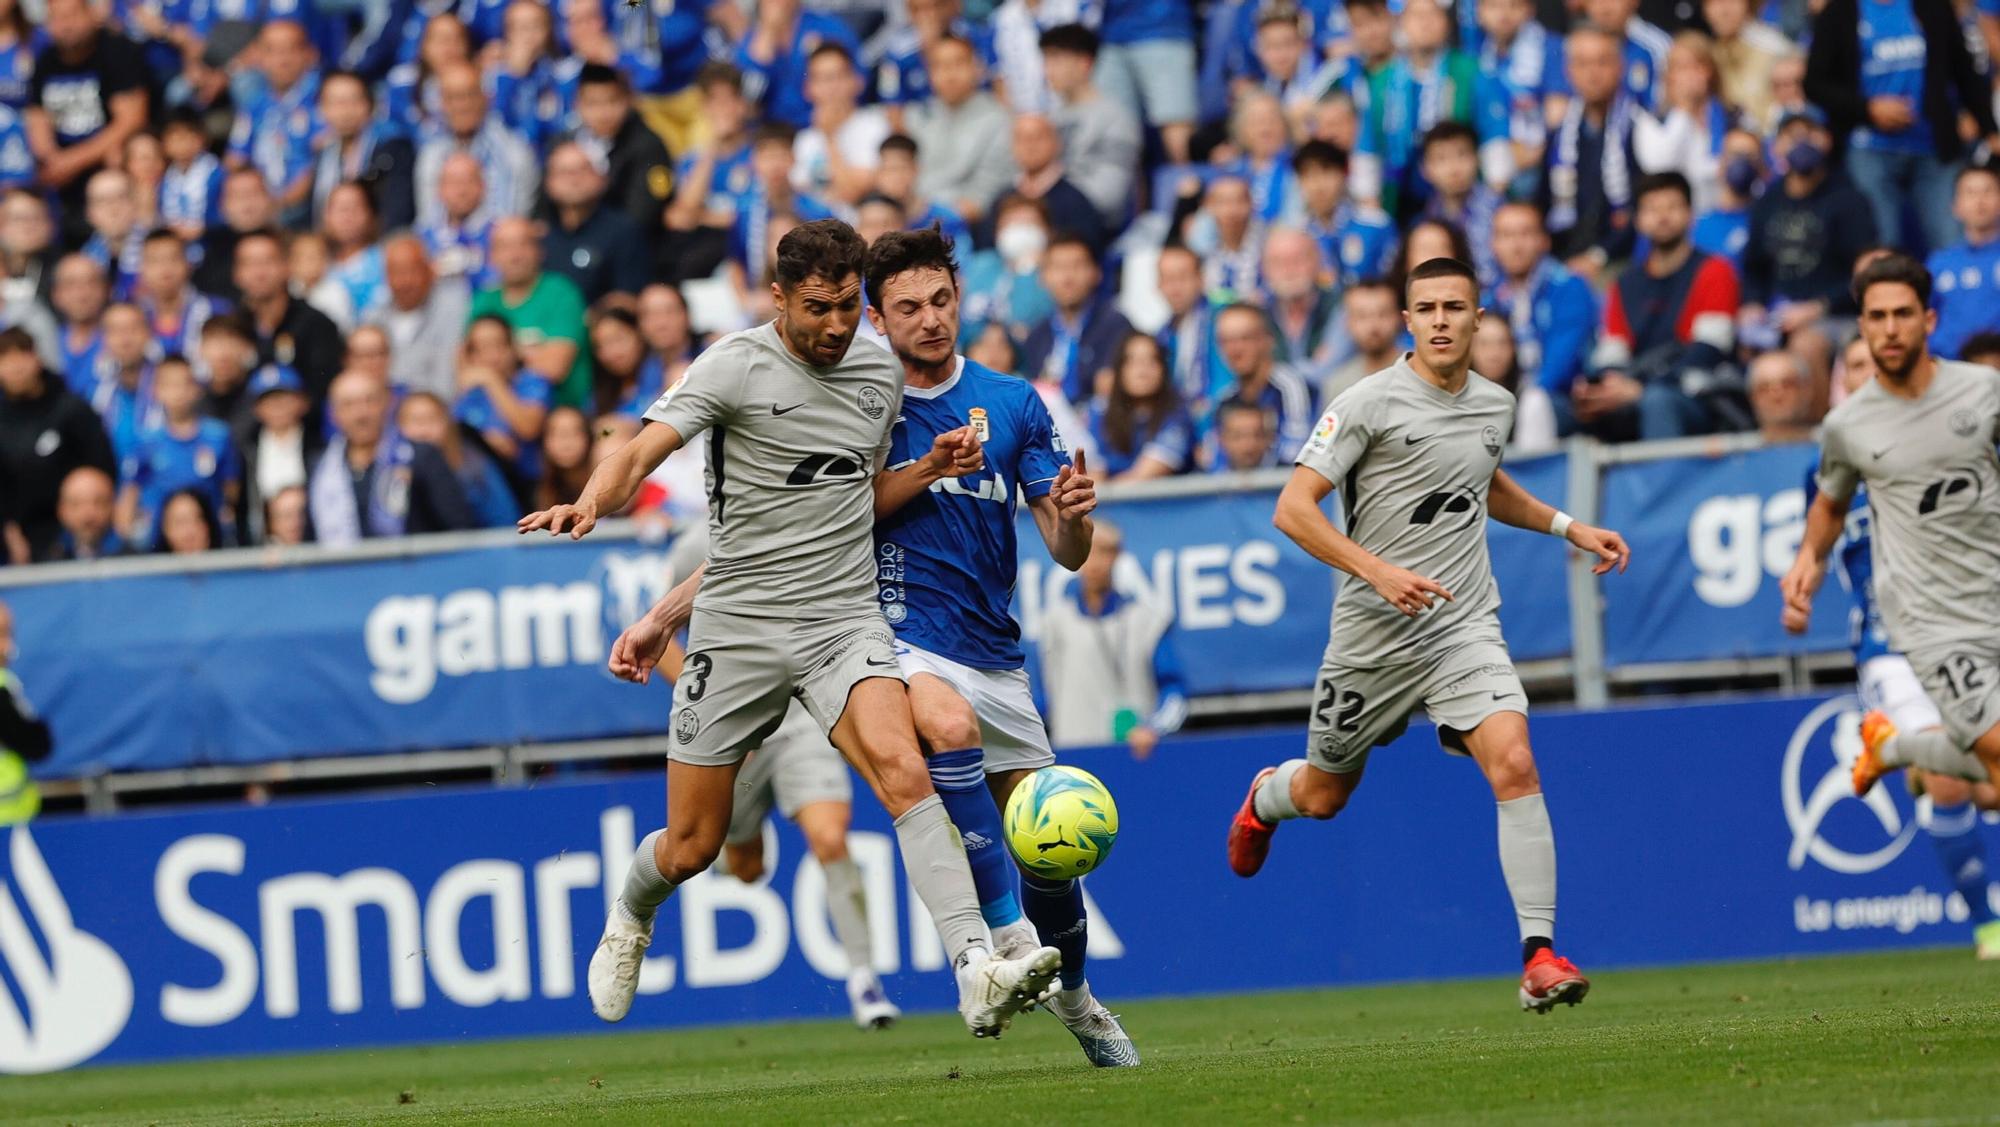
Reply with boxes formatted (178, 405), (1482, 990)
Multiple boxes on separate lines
(127, 416), (240, 533)
(1806, 468), (1890, 666)
(876, 357), (1070, 671)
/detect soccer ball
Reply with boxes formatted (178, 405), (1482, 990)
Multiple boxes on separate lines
(1003, 766), (1118, 878)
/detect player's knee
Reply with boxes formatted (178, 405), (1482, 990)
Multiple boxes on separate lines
(724, 840), (766, 883)
(867, 745), (935, 812)
(804, 822), (850, 861)
(917, 700), (982, 754)
(661, 823), (726, 883)
(1293, 772), (1350, 819)
(1484, 742), (1540, 800)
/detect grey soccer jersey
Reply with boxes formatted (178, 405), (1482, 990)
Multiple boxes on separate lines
(1817, 359), (2000, 653)
(645, 324), (903, 620)
(1295, 356), (1516, 665)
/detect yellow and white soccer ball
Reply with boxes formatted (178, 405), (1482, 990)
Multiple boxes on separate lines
(1003, 766), (1119, 879)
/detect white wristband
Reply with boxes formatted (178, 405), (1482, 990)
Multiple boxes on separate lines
(1549, 511), (1574, 539)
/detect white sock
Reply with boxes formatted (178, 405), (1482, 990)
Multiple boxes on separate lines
(1891, 728), (1990, 781)
(616, 829), (676, 925)
(1053, 982), (1094, 1018)
(821, 856), (874, 973)
(893, 794), (992, 968)
(992, 918), (1039, 954)
(1253, 759), (1309, 823)
(1496, 793), (1557, 943)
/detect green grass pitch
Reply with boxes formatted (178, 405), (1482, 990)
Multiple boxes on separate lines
(8, 949), (1998, 1125)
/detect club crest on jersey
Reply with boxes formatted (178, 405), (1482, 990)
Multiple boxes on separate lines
(674, 707), (700, 744)
(1951, 408), (1979, 437)
(1481, 425), (1502, 456)
(858, 386), (888, 419)
(968, 407), (990, 442)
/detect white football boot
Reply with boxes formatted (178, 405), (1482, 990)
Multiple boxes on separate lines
(586, 902), (652, 1022)
(957, 945), (1062, 1037)
(1051, 988), (1141, 1067)
(846, 969), (901, 1030)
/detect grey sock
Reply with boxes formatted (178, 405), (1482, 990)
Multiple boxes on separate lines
(1891, 728), (1990, 782)
(1252, 759), (1308, 824)
(893, 794), (991, 966)
(822, 856), (874, 973)
(1496, 793), (1557, 943)
(615, 829), (676, 925)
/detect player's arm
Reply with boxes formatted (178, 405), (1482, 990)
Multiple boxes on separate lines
(1026, 448), (1095, 571)
(609, 563), (705, 683)
(519, 420), (683, 538)
(1486, 467), (1629, 575)
(1782, 437), (1858, 630)
(1274, 465), (1453, 618)
(872, 425), (984, 519)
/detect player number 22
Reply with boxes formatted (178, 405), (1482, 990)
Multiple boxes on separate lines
(683, 653), (714, 701)
(1314, 683), (1366, 733)
(1934, 654), (1990, 701)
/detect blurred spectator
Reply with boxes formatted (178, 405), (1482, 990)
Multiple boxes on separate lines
(1224, 92), (1299, 227)
(875, 135), (972, 246)
(1703, 0), (1793, 132)
(960, 193), (1053, 344)
(1766, 46), (1812, 132)
(1208, 397), (1277, 473)
(558, 0), (714, 157)
(1289, 141), (1394, 287)
(997, 113), (1103, 253)
(153, 488), (222, 555)
(1387, 218), (1476, 300)
(732, 124), (838, 291)
(991, 0), (1087, 115)
(0, 327), (115, 562)
(363, 236), (467, 401)
(966, 320), (1020, 376)
(122, 131), (164, 232)
(237, 363), (319, 543)
(1088, 332), (1192, 480)
(589, 305), (658, 418)
(1475, 0), (1561, 181)
(1352, 0), (1492, 219)
(855, 193), (906, 245)
(90, 302), (155, 462)
(1243, 4), (1332, 122)
(1581, 0), (1669, 107)
(197, 313), (259, 429)
(1418, 122), (1501, 286)
(311, 70), (417, 232)
(1036, 519), (1186, 757)
(1182, 174), (1261, 297)
(25, 0), (148, 244)
(263, 484), (310, 547)
(737, 0), (862, 130)
(1470, 316), (1559, 456)
(309, 369), (473, 546)
(416, 153), (496, 291)
(487, 0), (570, 158)
(470, 217), (591, 408)
(117, 356), (239, 547)
(1155, 242), (1219, 411)
(1740, 108), (1877, 385)
(48, 464), (123, 561)
(456, 312), (552, 484)
(1924, 164), (2000, 361)
(1805, 0), (1997, 256)
(51, 252), (107, 393)
(1588, 172), (1742, 440)
(668, 62), (756, 236)
(1093, 0), (1197, 165)
(194, 168), (279, 301)
(1747, 349), (1823, 444)
(1260, 226), (1340, 379)
(636, 283), (699, 383)
(793, 43), (889, 208)
(572, 64), (675, 240)
(135, 230), (226, 362)
(80, 167), (142, 298)
(414, 63), (538, 227)
(1959, 332), (2000, 370)
(396, 389), (519, 529)
(1040, 23), (1139, 228)
(1544, 26), (1640, 280)
(384, 14), (472, 140)
(227, 21), (321, 226)
(540, 142), (650, 305)
(1321, 279), (1403, 403)
(234, 230), (344, 412)
(873, 0), (992, 114)
(1019, 232), (1130, 403)
(1633, 33), (1734, 218)
(344, 326), (394, 387)
(1692, 127), (1764, 270)
(0, 0), (30, 113)
(1211, 301), (1313, 459)
(0, 190), (54, 308)
(533, 403), (594, 510)
(1488, 201), (1598, 412)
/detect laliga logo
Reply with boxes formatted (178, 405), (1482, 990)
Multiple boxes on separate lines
(0, 827), (134, 1072)
(1782, 696), (1917, 874)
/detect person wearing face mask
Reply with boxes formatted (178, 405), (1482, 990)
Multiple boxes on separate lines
(1741, 107), (1878, 386)
(1691, 127), (1765, 271)
(958, 193), (1055, 345)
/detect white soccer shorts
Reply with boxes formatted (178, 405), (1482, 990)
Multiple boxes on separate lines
(1859, 653), (1943, 734)
(893, 641), (1055, 774)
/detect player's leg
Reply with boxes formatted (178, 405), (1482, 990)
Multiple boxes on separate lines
(1916, 773), (2000, 958)
(1856, 655), (1991, 795)
(803, 621), (1060, 1036)
(903, 668), (1031, 951)
(791, 799), (904, 1027)
(718, 747), (779, 883)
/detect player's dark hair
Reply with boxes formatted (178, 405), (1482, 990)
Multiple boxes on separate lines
(1103, 331), (1182, 459)
(807, 41), (856, 69)
(0, 325), (36, 356)
(1634, 170), (1694, 207)
(1851, 252), (1932, 309)
(1419, 120), (1479, 157)
(1039, 22), (1099, 57)
(1959, 330), (2000, 364)
(864, 224), (959, 307)
(1404, 256), (1480, 301)
(1292, 139), (1349, 175)
(775, 219), (868, 292)
(577, 62), (629, 93)
(880, 133), (919, 160)
(1045, 231), (1098, 263)
(321, 68), (374, 104)
(753, 122), (798, 149)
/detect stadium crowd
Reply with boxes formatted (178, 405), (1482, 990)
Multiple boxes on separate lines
(4, 0), (2000, 562)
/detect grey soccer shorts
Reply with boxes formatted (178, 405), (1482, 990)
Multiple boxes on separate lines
(1906, 641), (2000, 750)
(724, 701), (854, 846)
(1306, 635), (1528, 774)
(668, 607), (905, 767)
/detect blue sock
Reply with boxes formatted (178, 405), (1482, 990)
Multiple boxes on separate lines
(1929, 802), (1997, 926)
(1020, 873), (1088, 991)
(927, 748), (1023, 928)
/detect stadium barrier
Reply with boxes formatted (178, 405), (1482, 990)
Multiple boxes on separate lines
(1, 690), (1987, 1073)
(2, 436), (1854, 779)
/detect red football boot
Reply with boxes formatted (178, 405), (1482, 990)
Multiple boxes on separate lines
(1519, 949), (1590, 1013)
(1854, 710), (1897, 798)
(1227, 767), (1279, 877)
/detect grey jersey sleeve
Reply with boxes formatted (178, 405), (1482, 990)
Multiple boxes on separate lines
(644, 341), (745, 441)
(1816, 416), (1859, 504)
(1295, 388), (1380, 489)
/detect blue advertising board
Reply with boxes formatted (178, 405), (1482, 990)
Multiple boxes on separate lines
(1, 692), (1987, 1073)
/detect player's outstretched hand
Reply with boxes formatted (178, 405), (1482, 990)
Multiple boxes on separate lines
(1050, 449), (1097, 519)
(925, 425), (984, 478)
(1779, 556), (1824, 634)
(517, 498), (599, 539)
(608, 615), (672, 684)
(1566, 522), (1630, 576)
(1366, 563), (1453, 617)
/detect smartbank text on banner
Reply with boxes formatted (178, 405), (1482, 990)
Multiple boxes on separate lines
(2, 692), (1989, 1072)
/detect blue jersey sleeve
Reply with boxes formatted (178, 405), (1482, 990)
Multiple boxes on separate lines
(1016, 390), (1069, 500)
(1148, 627), (1188, 735)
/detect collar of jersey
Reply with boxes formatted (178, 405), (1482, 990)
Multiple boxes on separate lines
(903, 355), (965, 400)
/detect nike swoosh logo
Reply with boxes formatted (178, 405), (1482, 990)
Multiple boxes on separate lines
(772, 403), (805, 416)
(1870, 446), (1891, 460)
(1491, 692), (1514, 701)
(865, 656), (899, 669)
(1405, 434), (1435, 446)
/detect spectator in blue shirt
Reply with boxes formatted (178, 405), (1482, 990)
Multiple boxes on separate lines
(80, 167), (143, 299)
(135, 229), (228, 363)
(728, 124), (839, 288)
(1288, 140), (1395, 287)
(0, 103), (29, 191)
(486, 0), (578, 158)
(226, 21), (322, 227)
(1570, 0), (1671, 110)
(49, 252), (107, 396)
(0, 0), (38, 113)
(1018, 232), (1132, 405)
(668, 63), (757, 236)
(1154, 243), (1224, 417)
(383, 13), (471, 139)
(1475, 0), (1564, 176)
(413, 62), (539, 227)
(1209, 397), (1280, 472)
(396, 388), (519, 529)
(456, 312), (552, 482)
(870, 0), (995, 113)
(736, 0), (861, 130)
(873, 134), (972, 248)
(1093, 0), (1197, 164)
(90, 302), (156, 463)
(1691, 126), (1764, 269)
(1926, 163), (2000, 360)
(1210, 301), (1315, 462)
(417, 152), (497, 290)
(1088, 331), (1194, 481)
(1418, 121), (1503, 287)
(116, 355), (239, 546)
(958, 192), (1054, 344)
(159, 109), (225, 241)
(1488, 200), (1600, 415)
